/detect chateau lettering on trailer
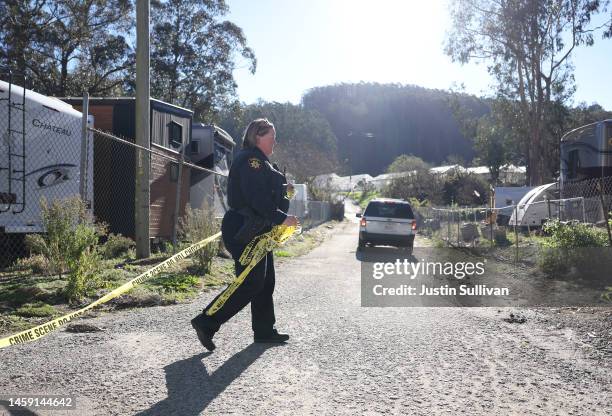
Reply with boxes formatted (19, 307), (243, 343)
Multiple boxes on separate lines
(32, 118), (72, 136)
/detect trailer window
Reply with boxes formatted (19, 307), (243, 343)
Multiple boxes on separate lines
(168, 121), (183, 149)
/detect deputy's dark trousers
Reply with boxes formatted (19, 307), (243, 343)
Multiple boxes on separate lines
(200, 211), (276, 335)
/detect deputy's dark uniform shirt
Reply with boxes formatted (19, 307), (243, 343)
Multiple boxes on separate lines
(227, 146), (289, 225)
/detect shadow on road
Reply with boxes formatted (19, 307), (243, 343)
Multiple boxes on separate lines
(355, 246), (417, 263)
(135, 343), (284, 416)
(0, 400), (40, 415)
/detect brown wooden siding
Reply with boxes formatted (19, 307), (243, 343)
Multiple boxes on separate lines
(149, 144), (191, 239)
(63, 100), (193, 242)
(70, 104), (114, 132)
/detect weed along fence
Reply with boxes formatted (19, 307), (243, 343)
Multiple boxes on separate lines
(417, 191), (611, 251)
(0, 79), (232, 269)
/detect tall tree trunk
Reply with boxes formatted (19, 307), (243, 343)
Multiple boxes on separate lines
(60, 54), (68, 96)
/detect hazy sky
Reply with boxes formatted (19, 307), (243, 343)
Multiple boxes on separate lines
(227, 0), (612, 110)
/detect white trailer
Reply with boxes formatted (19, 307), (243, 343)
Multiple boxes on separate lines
(508, 182), (559, 227)
(0, 80), (93, 234)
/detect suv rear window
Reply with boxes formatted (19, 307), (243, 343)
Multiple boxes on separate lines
(364, 201), (414, 218)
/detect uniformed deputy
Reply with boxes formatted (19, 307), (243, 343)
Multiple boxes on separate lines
(191, 118), (299, 351)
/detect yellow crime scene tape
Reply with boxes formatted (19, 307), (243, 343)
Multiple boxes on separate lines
(205, 224), (300, 316)
(0, 232), (222, 349)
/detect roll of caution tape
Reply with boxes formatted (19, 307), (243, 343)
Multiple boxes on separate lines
(205, 224), (299, 316)
(286, 187), (296, 200)
(0, 232), (222, 349)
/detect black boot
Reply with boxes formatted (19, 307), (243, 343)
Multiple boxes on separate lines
(254, 328), (290, 343)
(191, 314), (216, 352)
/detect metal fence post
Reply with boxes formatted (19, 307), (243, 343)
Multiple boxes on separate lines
(171, 141), (187, 250)
(457, 208), (460, 245)
(489, 208), (493, 247)
(79, 92), (89, 201)
(514, 204), (519, 262)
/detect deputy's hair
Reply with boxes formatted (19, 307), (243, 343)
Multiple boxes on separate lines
(242, 118), (274, 149)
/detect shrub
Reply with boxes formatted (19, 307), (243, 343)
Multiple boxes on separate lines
(179, 204), (219, 274)
(540, 219), (608, 248)
(538, 219), (609, 277)
(65, 248), (102, 302)
(102, 234), (135, 259)
(25, 197), (106, 275)
(24, 197), (106, 302)
(442, 173), (489, 206)
(385, 170), (444, 204)
(10, 254), (49, 275)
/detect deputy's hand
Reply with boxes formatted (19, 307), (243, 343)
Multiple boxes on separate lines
(287, 183), (295, 194)
(282, 215), (300, 227)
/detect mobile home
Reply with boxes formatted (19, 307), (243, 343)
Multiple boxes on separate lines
(63, 97), (193, 240)
(560, 119), (612, 185)
(0, 81), (93, 234)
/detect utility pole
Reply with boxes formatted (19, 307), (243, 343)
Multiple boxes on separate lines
(135, 0), (151, 258)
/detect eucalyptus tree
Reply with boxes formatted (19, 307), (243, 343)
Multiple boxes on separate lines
(445, 0), (612, 185)
(1, 0), (57, 91)
(151, 0), (256, 120)
(45, 0), (133, 96)
(0, 0), (133, 96)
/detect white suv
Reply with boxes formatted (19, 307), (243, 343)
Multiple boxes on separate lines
(357, 198), (416, 251)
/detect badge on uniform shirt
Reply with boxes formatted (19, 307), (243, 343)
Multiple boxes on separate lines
(248, 158), (262, 170)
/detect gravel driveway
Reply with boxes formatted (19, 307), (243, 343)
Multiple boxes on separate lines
(0, 204), (610, 415)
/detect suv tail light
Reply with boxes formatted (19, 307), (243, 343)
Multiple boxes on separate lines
(411, 220), (417, 230)
(360, 217), (367, 227)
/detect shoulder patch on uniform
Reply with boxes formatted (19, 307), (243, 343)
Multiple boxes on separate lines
(248, 158), (262, 170)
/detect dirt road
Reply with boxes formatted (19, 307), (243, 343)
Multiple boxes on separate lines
(0, 203), (610, 415)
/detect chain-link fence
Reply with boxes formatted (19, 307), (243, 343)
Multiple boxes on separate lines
(416, 192), (611, 248)
(288, 199), (335, 230)
(0, 79), (229, 269)
(562, 176), (612, 225)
